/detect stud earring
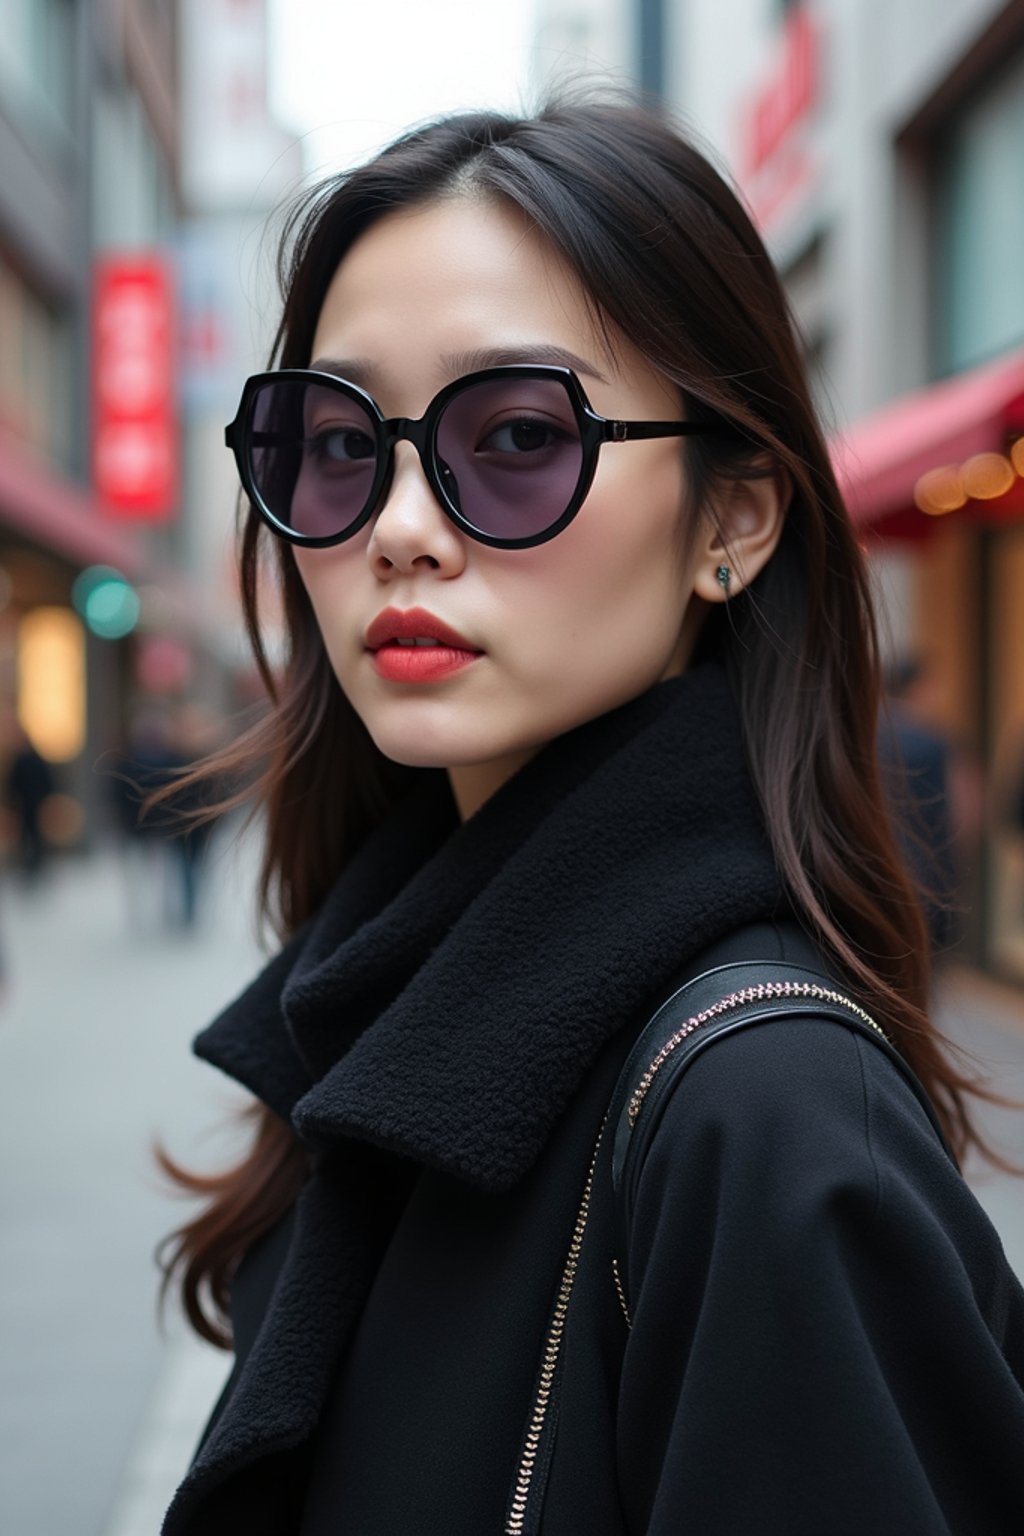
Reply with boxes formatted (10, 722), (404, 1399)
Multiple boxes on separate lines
(716, 564), (731, 595)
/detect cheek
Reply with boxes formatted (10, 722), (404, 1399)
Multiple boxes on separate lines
(292, 550), (361, 670)
(499, 453), (692, 663)
(557, 454), (689, 611)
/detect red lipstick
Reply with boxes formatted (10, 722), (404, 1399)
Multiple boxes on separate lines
(365, 606), (483, 685)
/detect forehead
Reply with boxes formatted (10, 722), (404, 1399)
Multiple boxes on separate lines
(309, 198), (611, 389)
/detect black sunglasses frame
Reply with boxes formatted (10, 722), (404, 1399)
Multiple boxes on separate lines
(225, 363), (720, 551)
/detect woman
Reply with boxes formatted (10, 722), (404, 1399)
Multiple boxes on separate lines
(160, 98), (1024, 1534)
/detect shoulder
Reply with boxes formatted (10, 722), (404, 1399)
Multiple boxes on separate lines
(628, 1013), (1012, 1302)
(640, 1018), (880, 1180)
(622, 919), (928, 1189)
(623, 920), (991, 1273)
(629, 916), (945, 1181)
(633, 1015), (959, 1235)
(615, 1030), (1024, 1536)
(671, 1012), (921, 1139)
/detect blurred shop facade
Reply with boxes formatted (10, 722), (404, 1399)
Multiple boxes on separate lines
(534, 0), (1024, 980)
(0, 0), (297, 850)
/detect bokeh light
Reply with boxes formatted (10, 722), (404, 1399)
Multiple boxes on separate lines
(17, 608), (87, 762)
(913, 464), (967, 515)
(960, 452), (1016, 500)
(71, 566), (141, 640)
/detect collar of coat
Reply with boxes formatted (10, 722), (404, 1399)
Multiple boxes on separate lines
(195, 661), (785, 1191)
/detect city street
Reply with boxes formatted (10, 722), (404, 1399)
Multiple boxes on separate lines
(3, 0), (1024, 1530)
(938, 963), (1024, 1275)
(1, 839), (1023, 1536)
(0, 832), (260, 1536)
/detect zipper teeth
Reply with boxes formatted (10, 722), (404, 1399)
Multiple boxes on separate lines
(611, 1257), (632, 1330)
(505, 1120), (606, 1535)
(627, 981), (887, 1129)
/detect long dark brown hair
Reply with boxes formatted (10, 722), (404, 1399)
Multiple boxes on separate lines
(160, 95), (992, 1347)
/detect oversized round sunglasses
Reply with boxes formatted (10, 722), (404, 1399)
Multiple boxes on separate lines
(225, 363), (722, 551)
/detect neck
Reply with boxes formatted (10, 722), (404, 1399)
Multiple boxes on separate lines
(447, 747), (539, 820)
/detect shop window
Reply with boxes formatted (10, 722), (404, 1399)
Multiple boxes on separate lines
(987, 526), (1024, 981)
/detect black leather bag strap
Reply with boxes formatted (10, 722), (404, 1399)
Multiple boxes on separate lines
(607, 952), (955, 1312)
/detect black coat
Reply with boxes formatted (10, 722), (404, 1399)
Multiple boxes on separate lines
(163, 671), (1024, 1535)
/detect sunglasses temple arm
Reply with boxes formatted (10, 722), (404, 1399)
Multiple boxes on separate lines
(609, 421), (721, 441)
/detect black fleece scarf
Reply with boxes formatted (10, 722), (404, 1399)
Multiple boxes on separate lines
(196, 660), (787, 1191)
(166, 662), (791, 1534)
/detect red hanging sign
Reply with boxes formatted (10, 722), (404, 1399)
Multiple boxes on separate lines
(737, 5), (821, 234)
(742, 7), (817, 180)
(92, 255), (178, 520)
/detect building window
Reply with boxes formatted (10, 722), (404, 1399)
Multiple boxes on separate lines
(933, 49), (1024, 377)
(0, 252), (73, 470)
(0, 0), (75, 130)
(93, 83), (176, 246)
(781, 230), (836, 427)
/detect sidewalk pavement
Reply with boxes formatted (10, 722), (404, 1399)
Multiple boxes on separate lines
(935, 963), (1024, 1278)
(0, 834), (261, 1536)
(2, 844), (1023, 1535)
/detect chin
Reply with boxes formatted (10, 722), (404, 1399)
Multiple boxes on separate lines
(360, 714), (486, 772)
(364, 708), (535, 779)
(374, 740), (459, 771)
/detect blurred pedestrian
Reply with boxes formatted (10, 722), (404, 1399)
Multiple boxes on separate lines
(997, 722), (1024, 932)
(108, 706), (187, 932)
(878, 656), (964, 954)
(158, 98), (1024, 1535)
(3, 724), (55, 884)
(162, 704), (225, 929)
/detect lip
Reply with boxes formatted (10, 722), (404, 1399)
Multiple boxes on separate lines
(365, 606), (483, 686)
(365, 606), (481, 653)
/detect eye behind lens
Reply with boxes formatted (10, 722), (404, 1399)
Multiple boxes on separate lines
(307, 427), (377, 464)
(248, 378), (380, 540)
(477, 418), (575, 456)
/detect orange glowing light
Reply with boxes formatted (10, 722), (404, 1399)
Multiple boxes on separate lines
(17, 607), (86, 762)
(914, 465), (966, 515)
(961, 452), (1015, 500)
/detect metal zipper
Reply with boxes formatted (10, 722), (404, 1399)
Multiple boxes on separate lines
(611, 1257), (632, 1329)
(505, 1117), (607, 1535)
(627, 980), (888, 1128)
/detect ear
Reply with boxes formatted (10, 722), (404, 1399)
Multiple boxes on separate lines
(690, 462), (790, 603)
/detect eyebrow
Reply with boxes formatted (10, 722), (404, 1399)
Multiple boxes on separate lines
(441, 345), (610, 384)
(308, 356), (382, 392)
(307, 343), (610, 393)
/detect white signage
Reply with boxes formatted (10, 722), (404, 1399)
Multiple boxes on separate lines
(180, 0), (301, 211)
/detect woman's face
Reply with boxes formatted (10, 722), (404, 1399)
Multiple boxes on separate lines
(295, 196), (711, 817)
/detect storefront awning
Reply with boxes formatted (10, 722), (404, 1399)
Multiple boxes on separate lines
(832, 347), (1024, 538)
(0, 429), (142, 576)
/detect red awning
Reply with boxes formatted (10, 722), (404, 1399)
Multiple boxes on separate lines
(0, 429), (142, 575)
(832, 348), (1024, 535)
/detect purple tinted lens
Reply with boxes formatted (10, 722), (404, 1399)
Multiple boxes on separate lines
(435, 378), (584, 539)
(249, 379), (378, 538)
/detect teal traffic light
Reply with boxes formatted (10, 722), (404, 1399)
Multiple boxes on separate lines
(71, 566), (140, 640)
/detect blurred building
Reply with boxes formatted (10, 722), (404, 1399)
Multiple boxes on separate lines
(0, 0), (298, 847)
(177, 0), (300, 685)
(0, 0), (153, 838)
(533, 0), (674, 95)
(533, 0), (1024, 979)
(533, 0), (636, 86)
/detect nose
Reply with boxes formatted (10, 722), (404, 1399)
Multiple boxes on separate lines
(366, 441), (467, 579)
